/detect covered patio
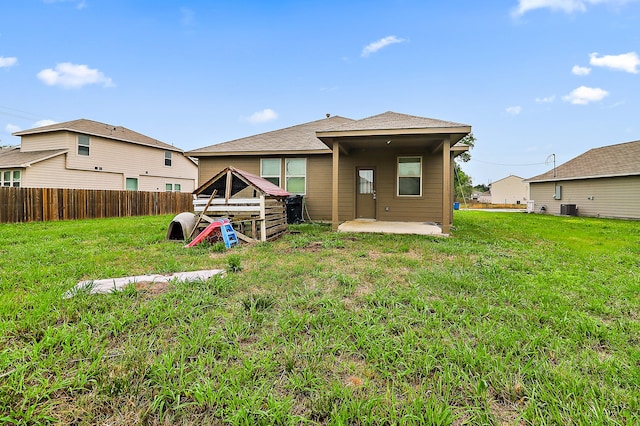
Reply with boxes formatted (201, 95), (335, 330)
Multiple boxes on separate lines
(315, 112), (471, 234)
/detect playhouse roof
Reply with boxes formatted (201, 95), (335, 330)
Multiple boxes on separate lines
(194, 166), (290, 198)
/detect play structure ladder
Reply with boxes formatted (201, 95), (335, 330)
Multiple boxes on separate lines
(220, 219), (239, 248)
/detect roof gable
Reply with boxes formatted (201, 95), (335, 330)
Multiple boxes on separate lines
(527, 140), (640, 182)
(13, 119), (183, 153)
(187, 116), (353, 155)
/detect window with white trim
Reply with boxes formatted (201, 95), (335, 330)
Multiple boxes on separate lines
(1, 170), (21, 187)
(78, 135), (90, 156)
(285, 158), (306, 195)
(166, 183), (173, 191)
(164, 151), (172, 167)
(260, 158), (281, 186)
(174, 183), (181, 192)
(166, 183), (182, 192)
(397, 156), (422, 196)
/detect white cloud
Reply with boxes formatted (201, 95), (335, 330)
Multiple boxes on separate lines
(0, 56), (17, 68)
(5, 124), (21, 133)
(535, 95), (556, 103)
(572, 65), (591, 75)
(35, 119), (58, 127)
(506, 106), (523, 115)
(361, 36), (406, 58)
(512, 0), (636, 17)
(37, 62), (114, 88)
(244, 108), (278, 124)
(43, 0), (87, 10)
(589, 52), (640, 73)
(562, 86), (609, 104)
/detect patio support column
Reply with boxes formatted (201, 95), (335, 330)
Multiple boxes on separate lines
(332, 140), (340, 231)
(441, 136), (451, 234)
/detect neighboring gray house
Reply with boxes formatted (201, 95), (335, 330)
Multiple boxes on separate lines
(526, 140), (640, 219)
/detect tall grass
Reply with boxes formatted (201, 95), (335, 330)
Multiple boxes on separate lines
(0, 212), (638, 424)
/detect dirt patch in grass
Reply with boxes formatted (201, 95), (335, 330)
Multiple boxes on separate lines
(134, 281), (170, 297)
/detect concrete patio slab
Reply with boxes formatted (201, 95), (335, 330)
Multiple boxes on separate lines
(338, 219), (445, 236)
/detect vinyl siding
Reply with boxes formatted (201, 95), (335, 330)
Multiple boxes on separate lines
(197, 155), (334, 220)
(22, 155), (122, 189)
(529, 176), (640, 219)
(197, 148), (448, 223)
(18, 132), (197, 191)
(20, 132), (73, 152)
(490, 176), (529, 204)
(337, 148), (444, 223)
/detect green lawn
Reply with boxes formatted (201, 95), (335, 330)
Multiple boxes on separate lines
(1, 212), (638, 425)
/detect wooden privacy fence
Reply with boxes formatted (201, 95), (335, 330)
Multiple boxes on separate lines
(0, 187), (193, 223)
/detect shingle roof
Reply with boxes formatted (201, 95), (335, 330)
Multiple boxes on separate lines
(187, 116), (353, 155)
(527, 140), (640, 182)
(13, 119), (183, 152)
(319, 111), (471, 132)
(0, 147), (68, 168)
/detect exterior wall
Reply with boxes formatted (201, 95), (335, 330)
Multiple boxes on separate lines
(529, 176), (640, 219)
(490, 176), (529, 204)
(18, 132), (197, 191)
(22, 154), (122, 189)
(197, 148), (447, 223)
(337, 147), (443, 223)
(196, 155), (333, 220)
(20, 132), (73, 152)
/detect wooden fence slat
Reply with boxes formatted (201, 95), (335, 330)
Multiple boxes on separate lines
(0, 187), (193, 223)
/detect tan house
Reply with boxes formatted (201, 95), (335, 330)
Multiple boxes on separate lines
(526, 140), (640, 219)
(489, 175), (529, 205)
(4, 119), (197, 192)
(187, 111), (472, 234)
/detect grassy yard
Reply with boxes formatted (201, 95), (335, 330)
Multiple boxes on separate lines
(0, 211), (638, 425)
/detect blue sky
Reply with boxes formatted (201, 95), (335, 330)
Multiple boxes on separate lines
(1, 0), (639, 186)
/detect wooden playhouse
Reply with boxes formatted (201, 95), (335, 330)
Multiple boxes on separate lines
(192, 167), (290, 242)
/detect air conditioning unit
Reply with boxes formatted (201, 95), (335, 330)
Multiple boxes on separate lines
(560, 204), (577, 216)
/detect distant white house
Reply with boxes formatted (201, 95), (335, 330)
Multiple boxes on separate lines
(489, 175), (529, 205)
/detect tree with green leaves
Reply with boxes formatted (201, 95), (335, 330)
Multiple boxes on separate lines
(454, 133), (476, 202)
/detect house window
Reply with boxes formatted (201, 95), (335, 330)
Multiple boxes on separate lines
(285, 158), (306, 195)
(261, 158), (281, 186)
(166, 183), (181, 192)
(397, 156), (422, 196)
(78, 135), (90, 156)
(174, 183), (181, 192)
(1, 170), (21, 187)
(126, 178), (138, 191)
(164, 151), (172, 167)
(166, 183), (173, 191)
